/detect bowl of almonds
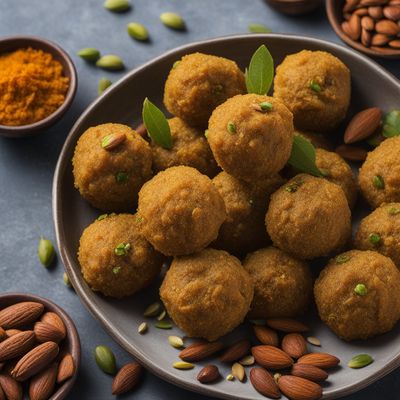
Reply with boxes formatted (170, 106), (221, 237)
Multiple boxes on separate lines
(326, 0), (400, 58)
(0, 293), (80, 400)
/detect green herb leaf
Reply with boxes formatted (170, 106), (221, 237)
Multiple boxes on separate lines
(142, 98), (172, 149)
(383, 110), (400, 138)
(248, 23), (272, 34)
(288, 135), (323, 177)
(348, 354), (373, 369)
(245, 45), (274, 95)
(114, 242), (131, 256)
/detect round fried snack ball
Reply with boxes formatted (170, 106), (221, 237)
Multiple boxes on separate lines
(355, 203), (400, 268)
(359, 137), (400, 208)
(160, 248), (254, 341)
(164, 53), (246, 128)
(151, 117), (219, 177)
(314, 250), (400, 341)
(244, 247), (312, 319)
(73, 123), (152, 212)
(316, 148), (358, 208)
(266, 174), (351, 259)
(207, 94), (294, 182)
(274, 50), (350, 132)
(78, 214), (164, 298)
(212, 172), (284, 256)
(137, 166), (226, 256)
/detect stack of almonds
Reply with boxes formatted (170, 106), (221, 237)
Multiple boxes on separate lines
(341, 0), (400, 55)
(0, 301), (75, 400)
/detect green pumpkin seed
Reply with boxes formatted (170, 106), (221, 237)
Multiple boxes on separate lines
(369, 232), (381, 245)
(98, 78), (112, 95)
(160, 12), (185, 30)
(348, 354), (373, 369)
(226, 374), (235, 381)
(96, 55), (124, 71)
(248, 23), (272, 33)
(310, 80), (322, 92)
(155, 321), (172, 329)
(104, 0), (130, 12)
(335, 254), (350, 264)
(77, 48), (100, 62)
(227, 121), (236, 134)
(38, 237), (55, 267)
(354, 283), (368, 296)
(143, 301), (161, 317)
(138, 322), (148, 334)
(306, 336), (321, 347)
(95, 345), (117, 374)
(168, 335), (184, 349)
(127, 22), (149, 41)
(173, 361), (194, 370)
(157, 310), (167, 321)
(259, 101), (273, 111)
(373, 175), (384, 189)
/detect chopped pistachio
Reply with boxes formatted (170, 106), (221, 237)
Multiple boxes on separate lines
(172, 60), (181, 69)
(226, 374), (235, 381)
(285, 179), (304, 193)
(97, 214), (108, 221)
(227, 121), (237, 134)
(114, 242), (131, 256)
(373, 175), (384, 189)
(310, 80), (321, 92)
(112, 266), (121, 275)
(388, 207), (400, 215)
(259, 101), (273, 111)
(335, 254), (350, 264)
(348, 354), (373, 369)
(354, 283), (368, 296)
(369, 232), (381, 245)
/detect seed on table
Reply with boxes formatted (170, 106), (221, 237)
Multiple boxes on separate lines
(98, 78), (112, 95)
(127, 22), (149, 41)
(160, 12), (185, 30)
(38, 237), (56, 268)
(95, 345), (117, 375)
(77, 48), (100, 62)
(138, 322), (148, 334)
(172, 361), (194, 370)
(143, 302), (161, 317)
(96, 55), (124, 71)
(168, 336), (184, 349)
(104, 0), (130, 12)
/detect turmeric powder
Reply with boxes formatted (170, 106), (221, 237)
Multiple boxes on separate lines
(0, 47), (69, 126)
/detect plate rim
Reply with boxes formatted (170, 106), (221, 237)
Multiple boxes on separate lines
(52, 33), (400, 400)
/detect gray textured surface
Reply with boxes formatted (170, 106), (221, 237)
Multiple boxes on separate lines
(0, 1), (399, 399)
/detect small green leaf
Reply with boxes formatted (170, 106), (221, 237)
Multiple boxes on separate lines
(383, 110), (400, 138)
(348, 354), (373, 369)
(142, 98), (172, 149)
(287, 135), (323, 177)
(245, 45), (274, 95)
(248, 23), (272, 34)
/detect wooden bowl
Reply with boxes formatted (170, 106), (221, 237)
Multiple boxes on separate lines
(265, 0), (322, 15)
(0, 293), (80, 400)
(326, 0), (400, 59)
(0, 36), (77, 138)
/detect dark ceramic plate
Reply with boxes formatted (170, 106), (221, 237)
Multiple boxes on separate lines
(53, 34), (400, 400)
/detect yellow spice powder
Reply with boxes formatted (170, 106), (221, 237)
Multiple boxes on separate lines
(0, 47), (69, 126)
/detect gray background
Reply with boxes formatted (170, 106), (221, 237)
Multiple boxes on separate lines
(0, 0), (399, 399)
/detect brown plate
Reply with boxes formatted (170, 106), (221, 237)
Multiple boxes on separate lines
(53, 34), (400, 400)
(0, 292), (80, 400)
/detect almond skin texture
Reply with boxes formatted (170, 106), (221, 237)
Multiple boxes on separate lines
(57, 353), (75, 384)
(179, 342), (224, 362)
(11, 342), (59, 382)
(5, 330), (22, 338)
(297, 353), (340, 369)
(344, 107), (382, 144)
(112, 362), (142, 395)
(0, 331), (36, 362)
(335, 145), (367, 162)
(291, 364), (329, 382)
(0, 374), (22, 400)
(253, 326), (279, 347)
(279, 375), (322, 400)
(250, 367), (280, 399)
(40, 312), (66, 338)
(375, 19), (400, 35)
(29, 363), (57, 400)
(0, 327), (6, 342)
(34, 322), (65, 344)
(252, 345), (293, 370)
(282, 333), (308, 359)
(0, 302), (44, 329)
(266, 318), (309, 333)
(219, 340), (250, 363)
(197, 365), (220, 384)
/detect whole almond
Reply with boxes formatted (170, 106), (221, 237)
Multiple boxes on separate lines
(0, 374), (22, 400)
(179, 341), (223, 362)
(383, 5), (400, 19)
(354, 7), (369, 15)
(361, 28), (372, 46)
(12, 342), (59, 381)
(298, 353), (340, 369)
(344, 0), (361, 13)
(252, 345), (293, 370)
(361, 15), (375, 30)
(335, 145), (367, 161)
(291, 363), (328, 382)
(368, 6), (384, 18)
(281, 334), (308, 359)
(40, 312), (66, 338)
(348, 14), (362, 40)
(5, 330), (21, 338)
(219, 340), (250, 363)
(197, 365), (220, 384)
(375, 19), (400, 35)
(253, 326), (279, 347)
(29, 363), (57, 400)
(34, 322), (65, 344)
(344, 107), (382, 144)
(372, 33), (391, 46)
(0, 302), (44, 329)
(0, 331), (36, 362)
(279, 375), (322, 400)
(266, 318), (309, 333)
(57, 353), (75, 384)
(0, 328), (5, 342)
(112, 362), (142, 395)
(389, 39), (400, 48)
(342, 21), (353, 38)
(250, 368), (280, 399)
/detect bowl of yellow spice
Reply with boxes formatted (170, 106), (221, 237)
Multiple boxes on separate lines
(0, 35), (77, 137)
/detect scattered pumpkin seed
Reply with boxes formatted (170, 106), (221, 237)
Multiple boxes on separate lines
(173, 361), (194, 370)
(114, 242), (131, 256)
(373, 175), (384, 189)
(354, 283), (368, 296)
(273, 373), (282, 383)
(306, 336), (321, 347)
(38, 237), (55, 267)
(155, 320), (172, 329)
(168, 335), (184, 349)
(335, 254), (350, 264)
(232, 363), (245, 382)
(259, 101), (273, 111)
(112, 266), (121, 275)
(115, 172), (128, 184)
(388, 207), (400, 215)
(204, 129), (209, 138)
(96, 55), (124, 71)
(127, 22), (149, 41)
(63, 272), (72, 288)
(226, 374), (235, 381)
(98, 78), (112, 95)
(310, 80), (321, 93)
(144, 302), (161, 317)
(369, 232), (381, 245)
(227, 121), (236, 134)
(95, 345), (117, 375)
(77, 47), (100, 62)
(248, 23), (272, 33)
(348, 354), (374, 369)
(157, 310), (167, 321)
(138, 322), (148, 334)
(160, 12), (185, 30)
(239, 355), (255, 366)
(104, 0), (130, 12)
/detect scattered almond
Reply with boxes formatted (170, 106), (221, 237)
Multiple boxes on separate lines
(253, 326), (279, 347)
(57, 353), (75, 384)
(375, 19), (400, 35)
(281, 333), (308, 359)
(5, 330), (21, 338)
(0, 374), (22, 400)
(29, 363), (57, 400)
(335, 144), (367, 162)
(306, 336), (321, 347)
(0, 331), (36, 362)
(112, 362), (142, 395)
(344, 107), (382, 144)
(252, 345), (293, 370)
(34, 322), (65, 344)
(291, 363), (329, 382)
(179, 341), (223, 362)
(231, 362), (246, 382)
(219, 339), (250, 363)
(249, 367), (280, 399)
(278, 375), (322, 400)
(0, 302), (44, 329)
(197, 365), (220, 384)
(266, 318), (309, 333)
(40, 312), (66, 338)
(297, 352), (340, 369)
